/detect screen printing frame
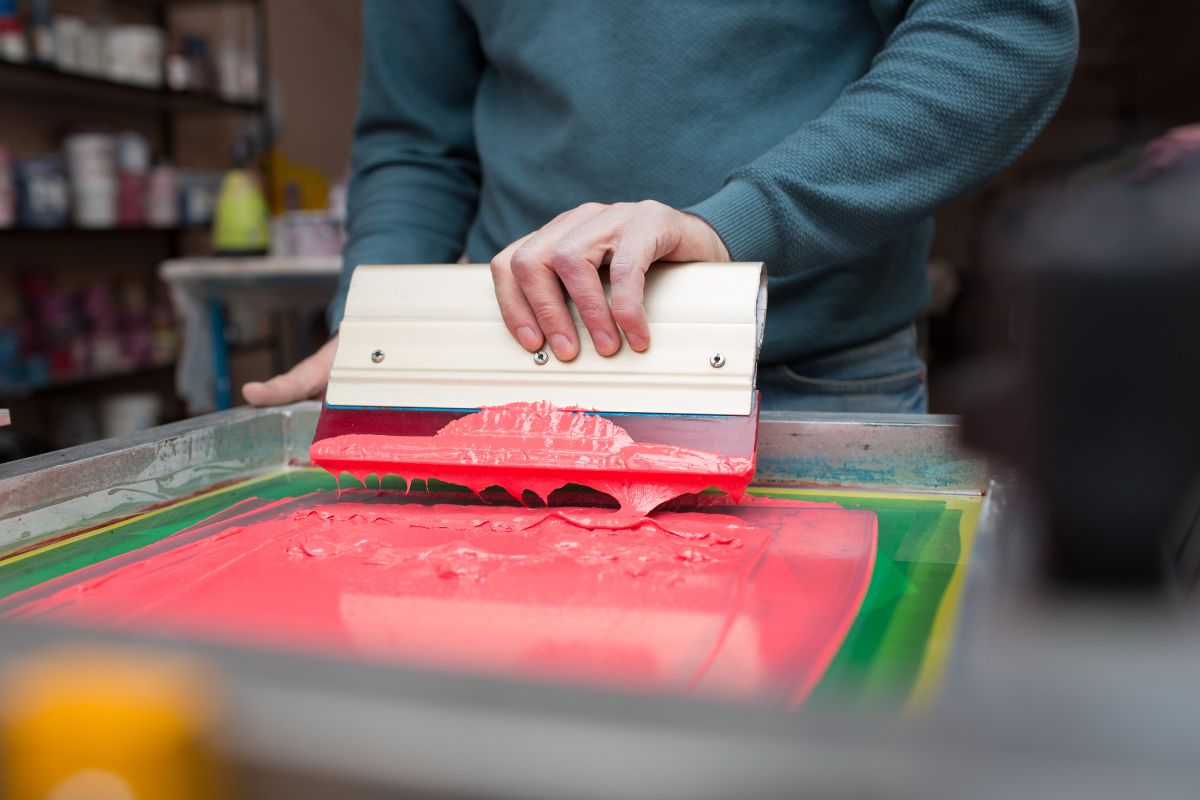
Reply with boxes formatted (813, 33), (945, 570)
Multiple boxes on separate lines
(0, 404), (999, 693)
(0, 403), (991, 558)
(3, 409), (1199, 798)
(0, 403), (1034, 798)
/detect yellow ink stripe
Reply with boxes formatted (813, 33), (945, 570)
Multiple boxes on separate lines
(906, 496), (982, 711)
(0, 472), (282, 568)
(746, 485), (976, 505)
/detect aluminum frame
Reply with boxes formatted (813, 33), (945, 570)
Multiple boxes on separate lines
(0, 402), (989, 558)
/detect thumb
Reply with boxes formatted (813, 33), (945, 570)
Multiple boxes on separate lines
(243, 337), (338, 407)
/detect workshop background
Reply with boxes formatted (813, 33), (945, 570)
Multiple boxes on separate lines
(0, 0), (1194, 462)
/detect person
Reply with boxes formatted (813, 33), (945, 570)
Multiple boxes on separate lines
(243, 0), (1078, 413)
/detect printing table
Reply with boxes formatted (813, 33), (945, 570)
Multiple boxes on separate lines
(1, 404), (1197, 798)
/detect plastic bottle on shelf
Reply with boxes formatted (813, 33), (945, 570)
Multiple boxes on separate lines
(30, 0), (55, 65)
(237, 32), (260, 102)
(181, 35), (214, 93)
(80, 283), (123, 373)
(165, 42), (190, 91)
(75, 18), (103, 76)
(116, 132), (150, 227)
(145, 159), (179, 229)
(0, 147), (14, 228)
(213, 138), (269, 255)
(0, 0), (28, 63)
(179, 170), (218, 228)
(53, 15), (85, 72)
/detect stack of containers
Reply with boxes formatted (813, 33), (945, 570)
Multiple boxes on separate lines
(64, 133), (117, 228)
(116, 133), (150, 227)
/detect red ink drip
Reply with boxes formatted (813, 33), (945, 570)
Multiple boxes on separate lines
(309, 402), (756, 515)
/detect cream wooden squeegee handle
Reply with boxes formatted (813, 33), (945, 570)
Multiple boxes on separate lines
(327, 261), (767, 416)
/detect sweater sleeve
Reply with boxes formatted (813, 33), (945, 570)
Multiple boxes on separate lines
(686, 0), (1078, 276)
(327, 0), (484, 332)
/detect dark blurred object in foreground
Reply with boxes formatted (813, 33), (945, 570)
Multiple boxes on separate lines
(960, 167), (1200, 593)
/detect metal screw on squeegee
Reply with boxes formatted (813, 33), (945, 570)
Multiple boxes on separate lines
(534, 351), (549, 365)
(710, 353), (726, 368)
(371, 350), (385, 364)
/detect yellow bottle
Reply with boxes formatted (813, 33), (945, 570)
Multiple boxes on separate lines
(213, 139), (270, 255)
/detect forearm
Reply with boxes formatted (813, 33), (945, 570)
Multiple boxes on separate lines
(329, 148), (480, 331)
(688, 0), (1079, 275)
(327, 0), (484, 331)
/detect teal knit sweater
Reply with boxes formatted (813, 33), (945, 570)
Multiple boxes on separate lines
(331, 0), (1078, 364)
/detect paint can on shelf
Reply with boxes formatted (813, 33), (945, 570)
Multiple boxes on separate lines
(106, 25), (165, 88)
(72, 187), (116, 228)
(65, 133), (118, 229)
(65, 133), (117, 179)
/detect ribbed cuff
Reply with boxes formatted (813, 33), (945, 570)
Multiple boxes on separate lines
(325, 254), (356, 333)
(325, 285), (349, 334)
(685, 179), (783, 269)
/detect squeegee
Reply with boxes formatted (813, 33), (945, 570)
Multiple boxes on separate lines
(309, 261), (767, 512)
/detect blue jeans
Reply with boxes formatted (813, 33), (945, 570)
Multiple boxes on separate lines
(758, 326), (928, 413)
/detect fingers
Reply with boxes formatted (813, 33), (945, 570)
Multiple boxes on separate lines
(511, 244), (579, 360)
(491, 232), (543, 352)
(489, 199), (731, 360)
(496, 203), (608, 361)
(551, 221), (625, 356)
(608, 229), (653, 351)
(242, 336), (339, 407)
(604, 203), (676, 351)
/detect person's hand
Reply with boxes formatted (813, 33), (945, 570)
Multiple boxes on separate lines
(1135, 124), (1200, 181)
(242, 336), (339, 406)
(490, 200), (730, 361)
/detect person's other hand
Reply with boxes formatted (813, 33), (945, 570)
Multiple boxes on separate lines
(242, 336), (339, 406)
(490, 201), (730, 361)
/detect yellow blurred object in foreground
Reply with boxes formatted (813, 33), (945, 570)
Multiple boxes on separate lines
(1, 645), (225, 800)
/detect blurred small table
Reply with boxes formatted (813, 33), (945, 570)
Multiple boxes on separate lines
(159, 257), (341, 412)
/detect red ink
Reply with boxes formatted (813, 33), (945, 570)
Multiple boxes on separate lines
(309, 402), (756, 515)
(5, 494), (876, 705)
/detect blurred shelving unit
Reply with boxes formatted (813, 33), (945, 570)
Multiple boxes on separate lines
(0, 225), (208, 233)
(1, 359), (176, 398)
(0, 58), (264, 112)
(0, 0), (271, 460)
